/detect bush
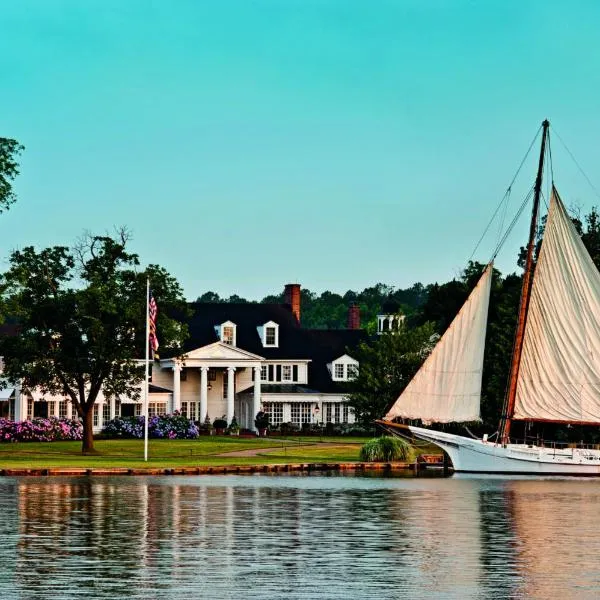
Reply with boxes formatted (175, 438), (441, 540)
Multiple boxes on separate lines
(0, 417), (83, 442)
(213, 417), (227, 431)
(102, 414), (199, 439)
(280, 422), (300, 435)
(359, 436), (414, 462)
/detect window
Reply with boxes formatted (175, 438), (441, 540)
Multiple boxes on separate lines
(188, 401), (197, 421)
(334, 404), (340, 424)
(260, 366), (268, 381)
(208, 369), (217, 381)
(181, 401), (188, 418)
(102, 403), (110, 424)
(347, 364), (358, 379)
(27, 398), (33, 419)
(282, 365), (292, 381)
(222, 326), (234, 345)
(301, 403), (312, 424)
(325, 403), (333, 423)
(270, 404), (283, 425)
(265, 327), (276, 346)
(149, 402), (167, 417)
(59, 401), (67, 419)
(343, 405), (349, 424)
(135, 404), (142, 417)
(291, 403), (301, 425)
(334, 363), (345, 379)
(93, 405), (99, 427)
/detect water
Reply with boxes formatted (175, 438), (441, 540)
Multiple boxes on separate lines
(0, 474), (599, 599)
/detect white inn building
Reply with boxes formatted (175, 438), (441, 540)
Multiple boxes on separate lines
(0, 284), (368, 432)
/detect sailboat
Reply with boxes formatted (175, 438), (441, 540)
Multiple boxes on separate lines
(381, 120), (600, 474)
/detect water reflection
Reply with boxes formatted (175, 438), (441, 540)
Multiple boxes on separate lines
(0, 475), (599, 599)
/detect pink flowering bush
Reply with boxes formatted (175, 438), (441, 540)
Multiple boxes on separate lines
(0, 417), (83, 442)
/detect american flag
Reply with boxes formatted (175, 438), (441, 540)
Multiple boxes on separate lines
(149, 291), (159, 358)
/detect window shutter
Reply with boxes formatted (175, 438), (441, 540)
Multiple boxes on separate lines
(276, 365), (282, 381)
(292, 365), (298, 382)
(268, 365), (274, 381)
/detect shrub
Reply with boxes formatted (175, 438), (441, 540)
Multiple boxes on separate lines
(359, 435), (414, 462)
(0, 417), (83, 443)
(280, 422), (299, 435)
(102, 414), (199, 439)
(213, 417), (227, 431)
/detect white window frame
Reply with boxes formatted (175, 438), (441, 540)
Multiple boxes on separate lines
(334, 363), (345, 380)
(217, 321), (237, 346)
(282, 365), (292, 381)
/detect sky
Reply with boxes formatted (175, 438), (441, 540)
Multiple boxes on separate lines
(2, 0), (600, 300)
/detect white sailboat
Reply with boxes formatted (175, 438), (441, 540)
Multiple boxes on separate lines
(381, 120), (600, 474)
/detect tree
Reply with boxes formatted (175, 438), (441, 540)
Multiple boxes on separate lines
(347, 321), (437, 426)
(0, 137), (24, 212)
(0, 232), (188, 453)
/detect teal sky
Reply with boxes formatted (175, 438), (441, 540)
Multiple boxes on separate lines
(2, 1), (600, 300)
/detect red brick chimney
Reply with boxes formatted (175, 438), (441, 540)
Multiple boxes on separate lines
(347, 303), (361, 330)
(284, 283), (301, 324)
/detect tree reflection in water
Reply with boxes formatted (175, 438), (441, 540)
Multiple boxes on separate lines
(0, 475), (599, 599)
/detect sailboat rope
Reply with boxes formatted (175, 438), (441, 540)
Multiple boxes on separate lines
(491, 185), (535, 261)
(469, 124), (542, 262)
(553, 126), (600, 203)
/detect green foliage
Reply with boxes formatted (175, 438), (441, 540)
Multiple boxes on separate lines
(359, 436), (414, 462)
(0, 137), (24, 212)
(347, 321), (438, 426)
(0, 232), (188, 452)
(197, 282), (427, 330)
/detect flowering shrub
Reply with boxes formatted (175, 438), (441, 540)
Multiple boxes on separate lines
(0, 417), (83, 443)
(102, 413), (199, 439)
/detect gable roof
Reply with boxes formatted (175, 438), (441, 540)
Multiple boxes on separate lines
(166, 302), (368, 394)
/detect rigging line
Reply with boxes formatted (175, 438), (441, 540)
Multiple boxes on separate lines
(552, 126), (600, 202)
(491, 185), (535, 261)
(469, 124), (542, 261)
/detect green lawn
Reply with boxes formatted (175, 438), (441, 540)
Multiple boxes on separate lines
(0, 437), (367, 469)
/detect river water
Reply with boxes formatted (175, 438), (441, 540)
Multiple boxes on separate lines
(0, 473), (599, 599)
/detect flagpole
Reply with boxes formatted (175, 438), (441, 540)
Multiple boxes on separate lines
(144, 277), (150, 462)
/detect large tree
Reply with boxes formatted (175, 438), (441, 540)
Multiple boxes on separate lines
(347, 321), (437, 426)
(0, 232), (188, 453)
(0, 137), (24, 212)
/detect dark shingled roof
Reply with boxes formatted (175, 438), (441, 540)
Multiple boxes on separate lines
(172, 302), (368, 394)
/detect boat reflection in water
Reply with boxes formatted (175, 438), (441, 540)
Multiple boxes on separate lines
(1, 475), (599, 599)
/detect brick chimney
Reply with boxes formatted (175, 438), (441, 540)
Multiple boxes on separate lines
(347, 302), (361, 330)
(284, 283), (301, 324)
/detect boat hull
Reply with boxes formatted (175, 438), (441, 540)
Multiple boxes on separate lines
(408, 426), (600, 475)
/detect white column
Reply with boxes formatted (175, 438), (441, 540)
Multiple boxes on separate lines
(14, 386), (25, 422)
(226, 367), (235, 425)
(200, 366), (209, 423)
(172, 364), (182, 413)
(97, 402), (104, 431)
(253, 366), (261, 432)
(110, 396), (116, 420)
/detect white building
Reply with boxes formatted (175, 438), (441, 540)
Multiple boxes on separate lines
(0, 284), (367, 432)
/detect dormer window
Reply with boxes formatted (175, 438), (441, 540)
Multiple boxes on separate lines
(330, 354), (359, 381)
(265, 327), (276, 345)
(215, 321), (237, 346)
(258, 321), (279, 348)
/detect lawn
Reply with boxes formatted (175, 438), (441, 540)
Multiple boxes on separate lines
(0, 435), (440, 470)
(0, 436), (367, 469)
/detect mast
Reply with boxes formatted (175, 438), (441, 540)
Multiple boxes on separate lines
(499, 119), (550, 444)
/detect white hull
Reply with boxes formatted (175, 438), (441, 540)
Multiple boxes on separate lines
(408, 426), (600, 475)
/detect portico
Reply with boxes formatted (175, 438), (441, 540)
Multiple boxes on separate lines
(158, 342), (263, 431)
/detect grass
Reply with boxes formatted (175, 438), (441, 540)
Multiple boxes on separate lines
(0, 436), (440, 470)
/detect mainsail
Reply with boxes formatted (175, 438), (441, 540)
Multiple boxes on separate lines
(514, 188), (600, 423)
(384, 264), (493, 424)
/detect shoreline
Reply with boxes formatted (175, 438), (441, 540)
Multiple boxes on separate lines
(0, 461), (433, 477)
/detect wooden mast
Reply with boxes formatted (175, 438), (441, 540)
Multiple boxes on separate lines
(500, 119), (550, 444)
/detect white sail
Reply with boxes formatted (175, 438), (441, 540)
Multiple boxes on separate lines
(384, 264), (493, 424)
(514, 188), (600, 423)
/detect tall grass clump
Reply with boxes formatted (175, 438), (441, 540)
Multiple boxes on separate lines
(359, 435), (414, 462)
